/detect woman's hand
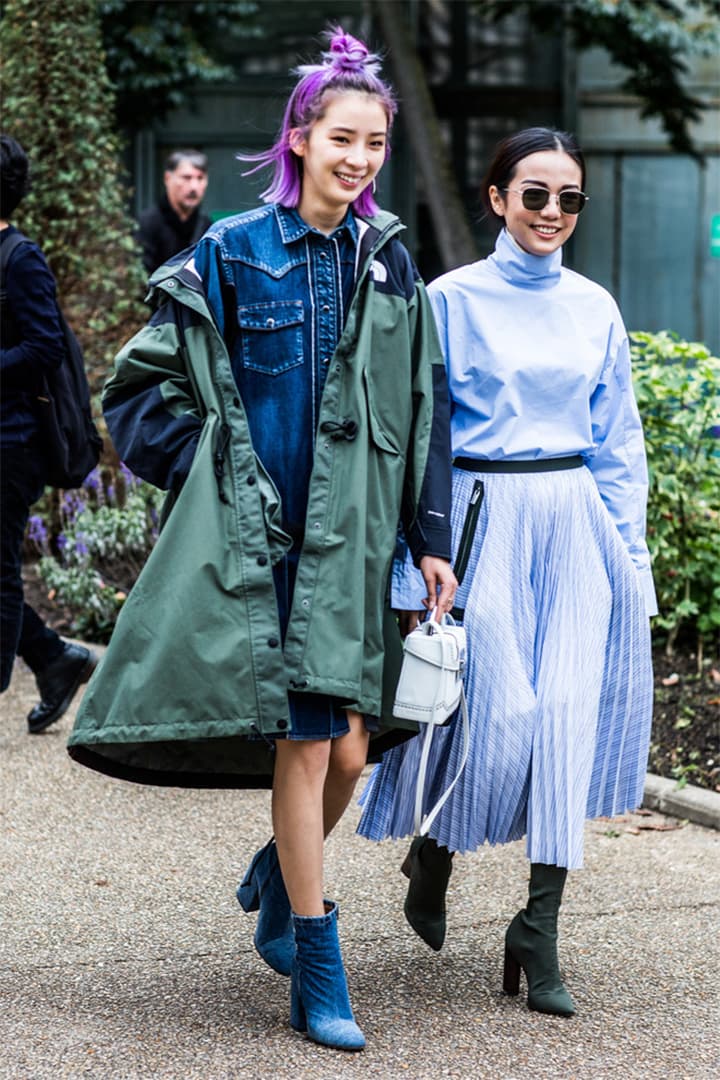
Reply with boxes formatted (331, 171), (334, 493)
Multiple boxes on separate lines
(419, 556), (457, 617)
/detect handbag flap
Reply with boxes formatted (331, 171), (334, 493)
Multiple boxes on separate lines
(401, 623), (465, 671)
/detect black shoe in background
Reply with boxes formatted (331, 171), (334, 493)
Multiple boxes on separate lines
(27, 643), (98, 734)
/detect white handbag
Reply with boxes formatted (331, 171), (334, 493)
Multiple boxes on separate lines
(393, 609), (470, 836)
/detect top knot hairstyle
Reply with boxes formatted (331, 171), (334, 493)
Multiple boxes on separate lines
(327, 31), (371, 70)
(239, 27), (397, 217)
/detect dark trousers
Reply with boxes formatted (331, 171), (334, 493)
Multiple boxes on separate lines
(1, 444), (63, 690)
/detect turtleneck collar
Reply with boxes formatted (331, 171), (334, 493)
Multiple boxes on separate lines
(487, 227), (563, 288)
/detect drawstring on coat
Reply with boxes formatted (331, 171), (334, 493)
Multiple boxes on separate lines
(320, 418), (358, 441)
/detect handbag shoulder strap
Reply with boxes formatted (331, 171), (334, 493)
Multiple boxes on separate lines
(415, 685), (470, 836)
(413, 616), (470, 836)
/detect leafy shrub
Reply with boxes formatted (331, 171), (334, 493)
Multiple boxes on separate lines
(1, 0), (148, 393)
(98, 0), (262, 133)
(631, 330), (720, 656)
(28, 466), (164, 643)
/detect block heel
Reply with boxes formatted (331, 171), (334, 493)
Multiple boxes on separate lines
(503, 944), (521, 995)
(291, 902), (365, 1051)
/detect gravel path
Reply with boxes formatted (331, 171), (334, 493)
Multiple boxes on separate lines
(2, 657), (719, 1079)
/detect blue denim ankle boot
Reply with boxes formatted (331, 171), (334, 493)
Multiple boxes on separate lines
(290, 901), (365, 1051)
(237, 838), (294, 976)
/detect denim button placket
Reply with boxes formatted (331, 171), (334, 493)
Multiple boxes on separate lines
(313, 235), (341, 404)
(202, 207), (357, 547)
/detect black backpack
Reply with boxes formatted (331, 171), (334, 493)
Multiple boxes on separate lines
(0, 231), (102, 489)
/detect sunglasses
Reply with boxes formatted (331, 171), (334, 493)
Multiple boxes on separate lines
(503, 187), (589, 215)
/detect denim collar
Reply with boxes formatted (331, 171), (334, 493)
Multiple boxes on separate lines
(274, 203), (358, 246)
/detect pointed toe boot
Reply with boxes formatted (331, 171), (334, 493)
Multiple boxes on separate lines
(401, 835), (454, 952)
(503, 863), (576, 1017)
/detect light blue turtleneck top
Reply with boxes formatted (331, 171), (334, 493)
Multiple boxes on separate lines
(427, 228), (657, 615)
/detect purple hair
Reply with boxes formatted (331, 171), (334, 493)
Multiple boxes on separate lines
(238, 27), (397, 217)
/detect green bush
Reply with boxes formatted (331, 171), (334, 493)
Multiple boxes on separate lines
(98, 0), (262, 133)
(1, 0), (148, 393)
(631, 330), (720, 655)
(28, 466), (164, 643)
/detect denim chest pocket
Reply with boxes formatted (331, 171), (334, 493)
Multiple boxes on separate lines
(237, 300), (304, 376)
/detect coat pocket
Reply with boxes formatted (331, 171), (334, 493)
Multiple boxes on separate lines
(363, 369), (404, 457)
(238, 300), (304, 376)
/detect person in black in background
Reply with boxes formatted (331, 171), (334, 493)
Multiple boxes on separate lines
(137, 149), (211, 273)
(0, 134), (97, 732)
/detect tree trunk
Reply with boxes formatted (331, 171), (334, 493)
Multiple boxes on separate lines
(373, 0), (478, 271)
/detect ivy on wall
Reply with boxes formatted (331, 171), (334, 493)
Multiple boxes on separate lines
(1, 0), (148, 392)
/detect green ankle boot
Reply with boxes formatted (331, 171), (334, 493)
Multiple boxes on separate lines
(401, 835), (453, 951)
(503, 862), (576, 1017)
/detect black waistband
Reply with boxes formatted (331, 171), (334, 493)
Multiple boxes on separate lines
(453, 455), (584, 474)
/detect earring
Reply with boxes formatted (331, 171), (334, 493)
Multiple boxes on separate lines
(372, 178), (377, 195)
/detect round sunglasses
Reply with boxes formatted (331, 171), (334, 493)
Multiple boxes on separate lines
(503, 187), (589, 215)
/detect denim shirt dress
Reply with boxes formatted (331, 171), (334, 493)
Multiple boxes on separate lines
(194, 204), (377, 737)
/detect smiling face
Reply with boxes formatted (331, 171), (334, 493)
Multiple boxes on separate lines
(488, 149), (584, 256)
(291, 90), (388, 233)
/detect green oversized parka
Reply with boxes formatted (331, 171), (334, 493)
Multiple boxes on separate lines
(68, 209), (451, 787)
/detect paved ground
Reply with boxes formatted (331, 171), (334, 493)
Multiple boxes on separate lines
(2, 656), (719, 1080)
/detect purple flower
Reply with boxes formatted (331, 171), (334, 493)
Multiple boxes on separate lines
(28, 515), (48, 545)
(74, 533), (89, 557)
(84, 468), (101, 491)
(61, 492), (86, 521)
(56, 533), (67, 550)
(106, 484), (115, 503)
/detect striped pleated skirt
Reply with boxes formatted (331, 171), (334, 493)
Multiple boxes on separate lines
(357, 462), (654, 869)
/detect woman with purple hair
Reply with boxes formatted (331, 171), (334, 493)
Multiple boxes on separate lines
(68, 29), (455, 1050)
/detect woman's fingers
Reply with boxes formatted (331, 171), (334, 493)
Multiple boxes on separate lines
(419, 556), (458, 616)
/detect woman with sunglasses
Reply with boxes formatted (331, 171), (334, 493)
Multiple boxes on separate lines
(358, 127), (656, 1017)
